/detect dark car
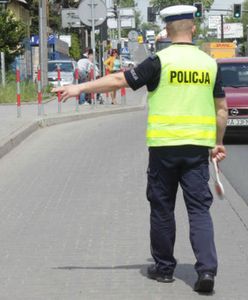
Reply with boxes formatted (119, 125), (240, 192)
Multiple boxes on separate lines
(218, 57), (248, 136)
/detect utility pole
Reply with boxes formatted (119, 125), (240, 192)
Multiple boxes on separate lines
(1, 52), (5, 87)
(117, 7), (121, 41)
(221, 14), (224, 42)
(0, 1), (7, 87)
(39, 0), (48, 88)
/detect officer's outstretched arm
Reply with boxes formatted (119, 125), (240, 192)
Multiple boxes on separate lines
(212, 97), (228, 162)
(52, 72), (129, 102)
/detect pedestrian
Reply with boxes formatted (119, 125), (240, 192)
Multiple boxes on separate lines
(104, 49), (121, 104)
(77, 49), (93, 104)
(52, 5), (228, 294)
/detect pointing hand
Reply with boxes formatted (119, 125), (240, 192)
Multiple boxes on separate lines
(51, 85), (81, 102)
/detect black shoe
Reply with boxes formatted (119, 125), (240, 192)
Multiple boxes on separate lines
(147, 265), (174, 283)
(194, 273), (214, 293)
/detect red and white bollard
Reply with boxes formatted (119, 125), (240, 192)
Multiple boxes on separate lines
(37, 65), (43, 116)
(89, 67), (95, 105)
(105, 68), (110, 103)
(57, 64), (62, 113)
(121, 69), (126, 105)
(74, 64), (79, 112)
(16, 65), (21, 118)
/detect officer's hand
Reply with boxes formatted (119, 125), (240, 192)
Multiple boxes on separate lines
(51, 84), (81, 102)
(211, 145), (227, 162)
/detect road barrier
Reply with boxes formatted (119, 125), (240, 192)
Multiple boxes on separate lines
(121, 69), (126, 105)
(105, 68), (110, 103)
(74, 64), (79, 112)
(16, 65), (21, 118)
(37, 65), (43, 116)
(57, 65), (62, 113)
(89, 68), (95, 105)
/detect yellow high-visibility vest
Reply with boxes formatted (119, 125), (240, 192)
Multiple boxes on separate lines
(147, 44), (217, 147)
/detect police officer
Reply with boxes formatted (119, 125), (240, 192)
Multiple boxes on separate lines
(52, 5), (228, 294)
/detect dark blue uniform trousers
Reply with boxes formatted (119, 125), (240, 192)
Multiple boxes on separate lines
(146, 146), (217, 276)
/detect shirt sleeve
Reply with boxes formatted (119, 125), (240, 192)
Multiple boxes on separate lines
(213, 66), (225, 98)
(124, 56), (161, 91)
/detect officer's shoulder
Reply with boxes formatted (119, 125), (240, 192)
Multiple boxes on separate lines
(148, 55), (159, 62)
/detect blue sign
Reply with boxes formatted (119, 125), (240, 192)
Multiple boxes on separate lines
(30, 35), (58, 46)
(120, 47), (129, 54)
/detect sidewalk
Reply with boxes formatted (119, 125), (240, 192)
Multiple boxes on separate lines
(0, 88), (146, 159)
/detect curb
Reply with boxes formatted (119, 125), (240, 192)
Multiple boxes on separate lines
(39, 104), (146, 127)
(0, 104), (145, 160)
(0, 121), (40, 159)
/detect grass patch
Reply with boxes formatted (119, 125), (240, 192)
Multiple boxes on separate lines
(0, 77), (52, 104)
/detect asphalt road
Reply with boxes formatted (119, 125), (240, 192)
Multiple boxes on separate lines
(222, 137), (248, 206)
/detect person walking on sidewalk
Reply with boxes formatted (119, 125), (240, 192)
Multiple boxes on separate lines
(104, 49), (121, 104)
(52, 5), (228, 294)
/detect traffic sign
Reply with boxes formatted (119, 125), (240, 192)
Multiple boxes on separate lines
(208, 16), (221, 29)
(61, 9), (82, 28)
(78, 0), (107, 27)
(120, 47), (129, 54)
(128, 30), (138, 42)
(217, 23), (243, 39)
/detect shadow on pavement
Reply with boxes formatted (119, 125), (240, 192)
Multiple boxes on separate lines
(53, 261), (197, 290)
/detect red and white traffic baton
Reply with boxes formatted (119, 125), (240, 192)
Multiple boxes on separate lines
(212, 158), (225, 199)
(16, 65), (21, 118)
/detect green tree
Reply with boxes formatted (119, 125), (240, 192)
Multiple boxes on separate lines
(0, 9), (26, 66)
(69, 32), (81, 60)
(150, 0), (214, 10)
(141, 22), (161, 34)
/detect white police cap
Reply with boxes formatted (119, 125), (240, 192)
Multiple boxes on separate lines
(160, 5), (197, 22)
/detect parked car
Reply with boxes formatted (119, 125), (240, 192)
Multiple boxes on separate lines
(120, 55), (136, 69)
(218, 57), (248, 136)
(48, 60), (76, 87)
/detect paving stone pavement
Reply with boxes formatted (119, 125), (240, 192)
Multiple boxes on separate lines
(0, 109), (248, 300)
(0, 88), (146, 160)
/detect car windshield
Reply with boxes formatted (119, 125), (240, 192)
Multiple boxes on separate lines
(219, 63), (248, 87)
(48, 62), (74, 72)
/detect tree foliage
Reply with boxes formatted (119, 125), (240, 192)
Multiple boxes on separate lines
(0, 9), (26, 65)
(141, 22), (161, 33)
(69, 33), (81, 60)
(150, 0), (214, 10)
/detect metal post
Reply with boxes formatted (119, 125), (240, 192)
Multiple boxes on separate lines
(39, 0), (48, 89)
(16, 65), (21, 118)
(57, 65), (62, 113)
(91, 0), (97, 106)
(1, 52), (5, 87)
(37, 65), (43, 116)
(221, 14), (224, 42)
(75, 63), (79, 112)
(117, 7), (121, 41)
(247, 25), (248, 56)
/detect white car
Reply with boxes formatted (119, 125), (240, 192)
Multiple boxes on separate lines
(120, 55), (136, 69)
(48, 60), (76, 87)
